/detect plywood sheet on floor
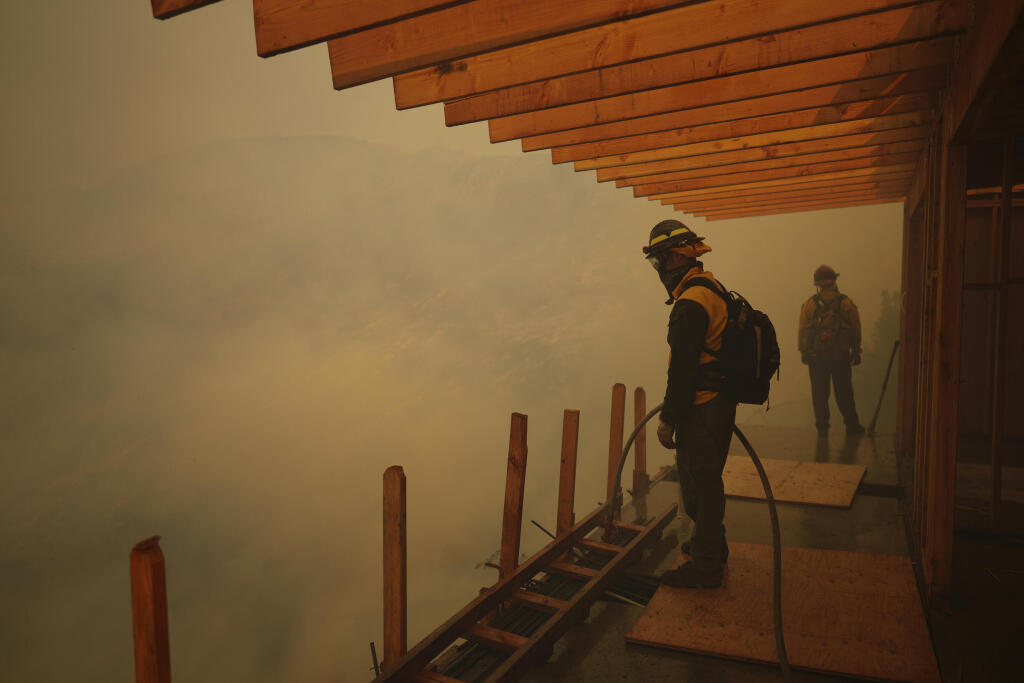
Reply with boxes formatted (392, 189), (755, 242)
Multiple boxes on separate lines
(626, 543), (939, 682)
(723, 455), (866, 507)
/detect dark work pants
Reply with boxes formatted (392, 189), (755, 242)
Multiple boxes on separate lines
(674, 394), (737, 573)
(808, 360), (861, 430)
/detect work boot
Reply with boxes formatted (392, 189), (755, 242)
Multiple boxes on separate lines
(681, 539), (729, 564)
(846, 424), (865, 436)
(660, 562), (722, 588)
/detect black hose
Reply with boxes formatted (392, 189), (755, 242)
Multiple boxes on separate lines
(731, 424), (790, 679)
(609, 401), (791, 679)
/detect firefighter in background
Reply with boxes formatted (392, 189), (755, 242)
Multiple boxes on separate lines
(645, 220), (735, 589)
(799, 265), (866, 437)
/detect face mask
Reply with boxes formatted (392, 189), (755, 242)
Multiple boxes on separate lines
(658, 265), (692, 303)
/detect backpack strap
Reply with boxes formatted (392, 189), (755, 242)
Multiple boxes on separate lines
(678, 276), (730, 358)
(679, 276), (730, 307)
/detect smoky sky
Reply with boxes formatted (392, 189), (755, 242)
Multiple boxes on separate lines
(1, 2), (904, 682)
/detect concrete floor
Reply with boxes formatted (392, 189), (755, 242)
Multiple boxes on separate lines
(522, 426), (909, 683)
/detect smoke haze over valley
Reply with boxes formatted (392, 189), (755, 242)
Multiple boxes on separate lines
(1, 3), (903, 681)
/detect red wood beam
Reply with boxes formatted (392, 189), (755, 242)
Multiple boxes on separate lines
(382, 466), (408, 672)
(130, 537), (171, 683)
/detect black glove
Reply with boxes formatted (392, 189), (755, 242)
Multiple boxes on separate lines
(801, 352), (812, 365)
(851, 354), (861, 366)
(657, 419), (676, 449)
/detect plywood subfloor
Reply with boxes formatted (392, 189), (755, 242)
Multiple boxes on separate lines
(626, 543), (939, 682)
(723, 456), (866, 507)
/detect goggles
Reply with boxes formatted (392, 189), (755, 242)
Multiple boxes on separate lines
(645, 252), (666, 271)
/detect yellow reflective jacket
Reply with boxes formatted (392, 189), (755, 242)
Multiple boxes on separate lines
(663, 268), (729, 420)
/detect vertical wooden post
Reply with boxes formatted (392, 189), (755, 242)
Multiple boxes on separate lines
(924, 143), (967, 603)
(989, 135), (1014, 530)
(607, 384), (626, 514)
(913, 132), (941, 545)
(898, 207), (924, 463)
(501, 413), (528, 579)
(633, 387), (650, 497)
(130, 536), (171, 683)
(382, 466), (407, 672)
(556, 409), (580, 536)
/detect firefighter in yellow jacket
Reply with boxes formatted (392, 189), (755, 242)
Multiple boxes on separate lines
(798, 265), (865, 437)
(644, 220), (735, 589)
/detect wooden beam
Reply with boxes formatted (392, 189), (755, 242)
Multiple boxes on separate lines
(693, 191), (907, 216)
(599, 126), (930, 182)
(509, 589), (569, 614)
(500, 413), (528, 580)
(393, 0), (922, 108)
(254, 1), (460, 57)
(556, 409), (580, 536)
(465, 624), (528, 653)
(612, 520), (647, 533)
(942, 0), (1024, 143)
(607, 384), (626, 513)
(151, 0), (220, 19)
(548, 561), (600, 581)
(701, 196), (905, 220)
(528, 69), (946, 152)
(696, 190), (907, 212)
(442, 1), (966, 122)
(130, 537), (171, 683)
(414, 671), (463, 683)
(612, 140), (927, 188)
(485, 37), (955, 138)
(632, 153), (920, 197)
(649, 167), (915, 200)
(577, 538), (623, 555)
(989, 136), (1015, 529)
(625, 144), (924, 190)
(564, 97), (937, 170)
(632, 387), (649, 498)
(903, 145), (932, 219)
(383, 466), (408, 672)
(922, 145), (966, 602)
(657, 173), (914, 203)
(677, 190), (912, 216)
(678, 184), (911, 212)
(898, 197), (926, 467)
(327, 0), (688, 89)
(579, 111), (929, 171)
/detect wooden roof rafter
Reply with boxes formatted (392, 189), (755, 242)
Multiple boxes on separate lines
(614, 140), (927, 190)
(687, 189), (909, 214)
(530, 68), (947, 153)
(392, 0), (949, 108)
(579, 112), (932, 173)
(675, 181), (914, 209)
(659, 175), (915, 206)
(440, 0), (967, 124)
(149, 0), (988, 220)
(699, 196), (907, 220)
(600, 128), (930, 184)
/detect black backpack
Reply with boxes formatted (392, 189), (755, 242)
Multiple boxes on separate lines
(681, 278), (781, 405)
